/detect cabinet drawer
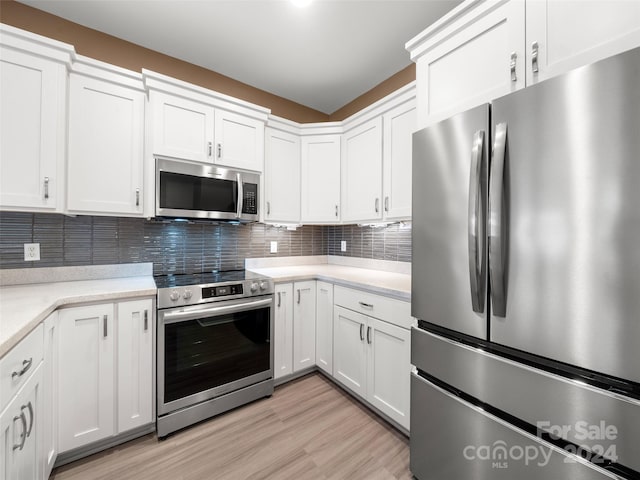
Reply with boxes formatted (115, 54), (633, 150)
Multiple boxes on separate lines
(0, 324), (43, 412)
(334, 285), (412, 329)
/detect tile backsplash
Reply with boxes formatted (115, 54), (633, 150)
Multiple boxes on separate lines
(0, 212), (411, 274)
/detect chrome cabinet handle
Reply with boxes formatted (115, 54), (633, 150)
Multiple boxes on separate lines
(11, 358), (33, 380)
(135, 188), (140, 207)
(103, 315), (108, 337)
(13, 411), (27, 451)
(384, 196), (389, 213)
(44, 177), (49, 199)
(489, 123), (508, 317)
(531, 41), (539, 74)
(297, 289), (301, 304)
(375, 198), (380, 213)
(277, 292), (281, 307)
(217, 143), (222, 159)
(208, 142), (213, 157)
(359, 323), (364, 341)
(366, 326), (371, 344)
(468, 130), (486, 314)
(335, 205), (339, 217)
(267, 201), (271, 215)
(358, 301), (373, 309)
(23, 402), (34, 437)
(510, 52), (517, 82)
(144, 310), (148, 331)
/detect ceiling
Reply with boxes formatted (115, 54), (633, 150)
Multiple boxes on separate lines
(17, 0), (462, 114)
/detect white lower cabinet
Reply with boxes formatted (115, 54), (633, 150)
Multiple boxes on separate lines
(292, 281), (316, 372)
(0, 364), (43, 480)
(43, 312), (59, 479)
(274, 283), (294, 379)
(315, 282), (333, 375)
(333, 287), (411, 431)
(58, 298), (153, 453)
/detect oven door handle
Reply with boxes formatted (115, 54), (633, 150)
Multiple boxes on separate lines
(162, 297), (272, 324)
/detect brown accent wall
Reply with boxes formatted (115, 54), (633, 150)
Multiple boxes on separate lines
(0, 0), (330, 123)
(328, 64), (416, 121)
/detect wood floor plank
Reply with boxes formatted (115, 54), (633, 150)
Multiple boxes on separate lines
(51, 373), (410, 480)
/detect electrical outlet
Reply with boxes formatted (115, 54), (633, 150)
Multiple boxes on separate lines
(270, 241), (278, 254)
(340, 240), (347, 252)
(24, 243), (40, 261)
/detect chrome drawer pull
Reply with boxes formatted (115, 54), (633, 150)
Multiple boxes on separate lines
(11, 358), (33, 380)
(358, 301), (373, 309)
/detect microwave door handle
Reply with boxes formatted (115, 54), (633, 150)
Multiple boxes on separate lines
(162, 297), (272, 324)
(236, 173), (243, 218)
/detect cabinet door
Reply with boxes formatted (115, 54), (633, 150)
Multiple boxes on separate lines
(333, 306), (367, 398)
(214, 109), (264, 172)
(526, 0), (640, 85)
(366, 318), (411, 430)
(58, 304), (115, 452)
(150, 91), (215, 162)
(415, 0), (525, 128)
(264, 128), (300, 223)
(274, 283), (294, 379)
(0, 364), (42, 480)
(382, 100), (416, 220)
(67, 74), (145, 216)
(315, 281), (334, 375)
(300, 135), (341, 223)
(293, 281), (316, 372)
(43, 312), (58, 479)
(117, 299), (153, 434)
(0, 47), (65, 212)
(341, 118), (383, 223)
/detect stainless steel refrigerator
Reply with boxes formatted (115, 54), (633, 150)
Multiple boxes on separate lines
(410, 47), (640, 479)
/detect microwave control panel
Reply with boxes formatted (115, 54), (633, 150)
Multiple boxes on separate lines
(242, 183), (258, 214)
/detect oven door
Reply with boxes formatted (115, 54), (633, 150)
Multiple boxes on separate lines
(157, 296), (273, 415)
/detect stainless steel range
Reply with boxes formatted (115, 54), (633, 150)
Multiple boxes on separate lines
(155, 270), (274, 438)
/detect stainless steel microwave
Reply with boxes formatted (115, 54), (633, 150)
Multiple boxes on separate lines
(155, 157), (260, 222)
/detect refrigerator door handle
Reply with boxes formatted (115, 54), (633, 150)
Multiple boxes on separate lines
(468, 130), (485, 313)
(489, 122), (508, 317)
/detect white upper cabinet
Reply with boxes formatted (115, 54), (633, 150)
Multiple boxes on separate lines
(264, 127), (300, 223)
(66, 57), (145, 216)
(300, 134), (341, 223)
(0, 25), (73, 213)
(214, 109), (264, 172)
(407, 0), (640, 129)
(150, 90), (215, 163)
(407, 0), (525, 128)
(525, 0), (640, 85)
(341, 117), (383, 223)
(382, 99), (416, 221)
(144, 69), (269, 172)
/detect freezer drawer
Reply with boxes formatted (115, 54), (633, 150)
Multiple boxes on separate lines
(412, 328), (640, 473)
(410, 373), (620, 480)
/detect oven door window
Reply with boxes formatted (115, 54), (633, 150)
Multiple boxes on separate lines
(159, 171), (237, 213)
(164, 306), (270, 403)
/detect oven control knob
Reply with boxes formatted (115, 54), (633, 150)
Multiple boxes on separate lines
(169, 290), (180, 301)
(250, 282), (259, 293)
(259, 281), (267, 291)
(183, 289), (193, 300)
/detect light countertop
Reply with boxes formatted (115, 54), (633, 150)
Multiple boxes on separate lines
(0, 274), (156, 358)
(247, 264), (411, 301)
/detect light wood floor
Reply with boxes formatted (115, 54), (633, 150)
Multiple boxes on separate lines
(51, 373), (411, 480)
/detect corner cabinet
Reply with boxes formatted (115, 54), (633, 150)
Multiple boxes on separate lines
(264, 128), (301, 223)
(66, 57), (146, 216)
(408, 0), (640, 128)
(300, 134), (342, 223)
(0, 25), (73, 213)
(341, 118), (383, 223)
(58, 298), (153, 453)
